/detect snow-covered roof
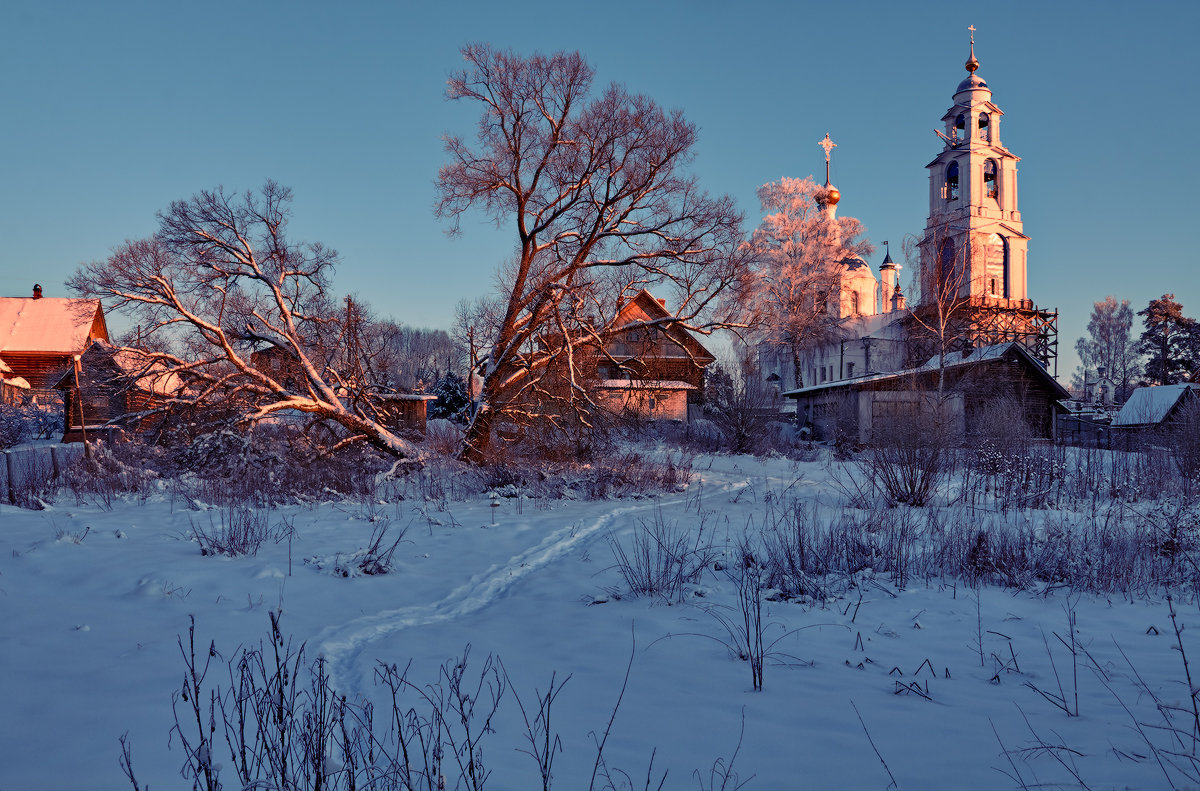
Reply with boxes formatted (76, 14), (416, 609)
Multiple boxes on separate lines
(52, 340), (185, 396)
(1, 376), (31, 389)
(597, 379), (697, 391)
(782, 342), (1066, 399)
(1113, 384), (1197, 426)
(378, 393), (438, 401)
(0, 356), (10, 374)
(0, 298), (105, 353)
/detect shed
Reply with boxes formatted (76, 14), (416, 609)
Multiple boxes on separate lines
(377, 393), (438, 436)
(1113, 384), (1197, 429)
(783, 342), (1069, 444)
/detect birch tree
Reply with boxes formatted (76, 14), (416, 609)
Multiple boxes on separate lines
(436, 45), (752, 462)
(69, 181), (424, 460)
(744, 176), (872, 388)
(1074, 296), (1138, 401)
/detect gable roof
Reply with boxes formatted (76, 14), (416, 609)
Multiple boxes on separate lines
(0, 298), (107, 354)
(611, 290), (716, 364)
(783, 342), (1069, 400)
(1113, 384), (1197, 427)
(53, 340), (184, 397)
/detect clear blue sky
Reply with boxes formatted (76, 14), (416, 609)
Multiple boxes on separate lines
(3, 1), (1195, 382)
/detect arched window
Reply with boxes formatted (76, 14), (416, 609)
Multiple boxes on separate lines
(955, 114), (966, 140)
(850, 291), (860, 315)
(937, 237), (957, 294)
(983, 233), (1009, 298)
(984, 159), (998, 199)
(945, 161), (960, 201)
(978, 112), (990, 141)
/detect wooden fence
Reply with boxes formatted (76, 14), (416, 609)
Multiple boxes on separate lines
(3, 444), (86, 504)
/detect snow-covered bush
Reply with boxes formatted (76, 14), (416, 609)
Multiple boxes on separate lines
(0, 402), (60, 448)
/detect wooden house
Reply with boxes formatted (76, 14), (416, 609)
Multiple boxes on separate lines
(783, 342), (1069, 443)
(0, 356), (32, 405)
(0, 287), (109, 401)
(592, 290), (716, 422)
(53, 340), (182, 442)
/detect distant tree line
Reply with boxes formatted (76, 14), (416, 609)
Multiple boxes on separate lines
(1074, 293), (1200, 399)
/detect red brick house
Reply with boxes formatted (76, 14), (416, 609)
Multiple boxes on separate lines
(0, 286), (109, 401)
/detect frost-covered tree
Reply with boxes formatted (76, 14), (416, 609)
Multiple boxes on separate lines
(1073, 296), (1139, 401)
(436, 45), (751, 462)
(743, 176), (872, 389)
(1138, 294), (1196, 385)
(428, 372), (470, 422)
(69, 182), (424, 461)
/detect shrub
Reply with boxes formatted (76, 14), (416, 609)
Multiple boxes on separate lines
(189, 505), (287, 557)
(606, 510), (715, 601)
(0, 402), (60, 448)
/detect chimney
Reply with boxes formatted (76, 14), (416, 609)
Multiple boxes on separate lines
(32, 284), (43, 299)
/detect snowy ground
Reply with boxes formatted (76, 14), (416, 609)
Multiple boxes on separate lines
(2, 451), (1198, 790)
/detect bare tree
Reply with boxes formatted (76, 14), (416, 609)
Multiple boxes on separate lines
(69, 181), (424, 460)
(436, 45), (751, 462)
(903, 220), (980, 395)
(743, 176), (872, 389)
(1073, 296), (1139, 401)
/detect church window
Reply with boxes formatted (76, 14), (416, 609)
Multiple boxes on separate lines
(954, 114), (965, 140)
(850, 291), (860, 315)
(816, 290), (829, 314)
(978, 113), (990, 141)
(846, 362), (855, 377)
(945, 161), (960, 201)
(820, 367), (827, 383)
(984, 159), (998, 199)
(983, 233), (1009, 298)
(937, 237), (957, 291)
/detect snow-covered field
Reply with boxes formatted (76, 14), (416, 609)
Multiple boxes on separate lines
(2, 450), (1198, 790)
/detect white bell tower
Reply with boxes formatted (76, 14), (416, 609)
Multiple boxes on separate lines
(920, 28), (1029, 308)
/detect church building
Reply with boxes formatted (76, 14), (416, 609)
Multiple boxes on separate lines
(777, 31), (1065, 441)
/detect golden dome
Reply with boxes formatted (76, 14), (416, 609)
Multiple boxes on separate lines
(824, 185), (841, 206)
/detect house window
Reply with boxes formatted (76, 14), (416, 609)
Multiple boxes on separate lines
(648, 395), (656, 411)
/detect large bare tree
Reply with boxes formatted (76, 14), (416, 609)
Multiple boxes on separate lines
(744, 176), (873, 389)
(69, 181), (424, 460)
(436, 45), (752, 461)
